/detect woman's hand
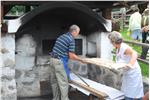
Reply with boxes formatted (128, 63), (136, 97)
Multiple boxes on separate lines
(126, 63), (133, 68)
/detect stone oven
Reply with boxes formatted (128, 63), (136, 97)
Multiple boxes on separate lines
(1, 1), (127, 99)
(13, 2), (116, 97)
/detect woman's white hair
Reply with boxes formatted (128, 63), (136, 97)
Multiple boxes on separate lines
(108, 31), (123, 44)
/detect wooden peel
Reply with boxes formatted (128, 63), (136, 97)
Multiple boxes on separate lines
(83, 58), (126, 70)
(70, 80), (108, 100)
(70, 70), (90, 87)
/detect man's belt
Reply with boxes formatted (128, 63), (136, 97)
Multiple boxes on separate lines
(50, 52), (60, 59)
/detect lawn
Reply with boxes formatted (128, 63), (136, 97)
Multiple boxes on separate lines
(120, 28), (149, 77)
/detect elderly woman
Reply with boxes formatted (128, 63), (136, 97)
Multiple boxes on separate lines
(108, 31), (144, 100)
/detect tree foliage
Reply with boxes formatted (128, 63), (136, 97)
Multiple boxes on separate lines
(9, 5), (25, 15)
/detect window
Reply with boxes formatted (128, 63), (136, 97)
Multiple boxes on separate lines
(75, 39), (83, 55)
(42, 39), (56, 55)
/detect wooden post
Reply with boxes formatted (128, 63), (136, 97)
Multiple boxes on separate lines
(102, 8), (112, 20)
(89, 95), (103, 100)
(1, 3), (8, 33)
(1, 2), (3, 39)
(96, 33), (101, 57)
(89, 94), (93, 100)
(1, 4), (8, 34)
(1, 2), (4, 25)
(25, 6), (31, 13)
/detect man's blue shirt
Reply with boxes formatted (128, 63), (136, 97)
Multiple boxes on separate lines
(52, 32), (75, 58)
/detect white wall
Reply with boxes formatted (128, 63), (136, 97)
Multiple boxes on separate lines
(87, 32), (100, 57)
(7, 19), (21, 33)
(100, 32), (113, 60)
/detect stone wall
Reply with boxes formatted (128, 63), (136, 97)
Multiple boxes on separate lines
(87, 64), (122, 89)
(68, 60), (122, 90)
(15, 34), (52, 97)
(1, 34), (17, 100)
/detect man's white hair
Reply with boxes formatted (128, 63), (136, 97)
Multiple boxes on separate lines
(69, 24), (80, 32)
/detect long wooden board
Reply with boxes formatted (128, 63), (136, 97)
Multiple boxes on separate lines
(83, 58), (126, 70)
(70, 80), (108, 100)
(69, 73), (124, 100)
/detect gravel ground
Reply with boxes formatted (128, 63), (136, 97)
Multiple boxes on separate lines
(18, 91), (88, 100)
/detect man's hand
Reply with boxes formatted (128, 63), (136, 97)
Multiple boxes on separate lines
(80, 59), (87, 64)
(142, 26), (149, 33)
(69, 52), (86, 64)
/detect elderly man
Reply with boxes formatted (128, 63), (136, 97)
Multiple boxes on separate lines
(108, 31), (144, 100)
(50, 25), (84, 100)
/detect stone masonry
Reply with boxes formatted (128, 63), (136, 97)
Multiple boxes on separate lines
(1, 34), (17, 100)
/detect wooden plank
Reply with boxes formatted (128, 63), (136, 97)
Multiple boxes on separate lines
(137, 58), (149, 65)
(83, 58), (126, 70)
(70, 80), (108, 100)
(111, 51), (149, 65)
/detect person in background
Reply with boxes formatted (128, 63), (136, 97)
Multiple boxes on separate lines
(108, 31), (144, 100)
(140, 7), (149, 59)
(128, 6), (142, 41)
(49, 25), (85, 100)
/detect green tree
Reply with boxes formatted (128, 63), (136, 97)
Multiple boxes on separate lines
(9, 5), (25, 15)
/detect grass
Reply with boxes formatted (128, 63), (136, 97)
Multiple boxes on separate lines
(120, 28), (149, 77)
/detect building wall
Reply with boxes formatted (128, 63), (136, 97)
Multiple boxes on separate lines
(86, 32), (99, 57)
(15, 34), (42, 97)
(100, 32), (113, 60)
(1, 34), (17, 100)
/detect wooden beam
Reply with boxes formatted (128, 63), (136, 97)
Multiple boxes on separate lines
(78, 1), (114, 9)
(111, 51), (149, 65)
(123, 40), (149, 47)
(1, 3), (4, 24)
(2, 1), (41, 5)
(137, 58), (149, 65)
(25, 6), (31, 13)
(83, 58), (126, 70)
(70, 80), (108, 100)
(102, 8), (112, 19)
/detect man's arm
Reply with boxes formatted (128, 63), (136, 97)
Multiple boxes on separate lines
(69, 52), (84, 63)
